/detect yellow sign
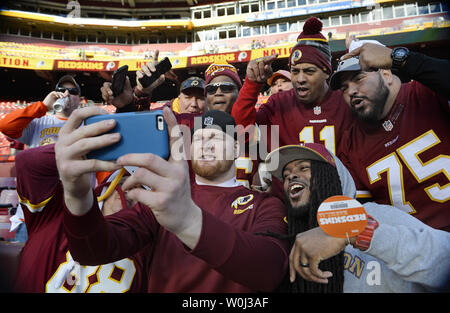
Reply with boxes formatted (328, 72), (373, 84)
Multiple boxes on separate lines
(0, 56), (53, 70)
(118, 56), (187, 71)
(250, 44), (294, 60)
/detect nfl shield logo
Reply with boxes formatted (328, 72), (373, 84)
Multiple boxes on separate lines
(313, 106), (321, 115)
(382, 120), (393, 132)
(204, 116), (214, 126)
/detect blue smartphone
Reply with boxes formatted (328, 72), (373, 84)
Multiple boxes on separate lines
(84, 110), (169, 161)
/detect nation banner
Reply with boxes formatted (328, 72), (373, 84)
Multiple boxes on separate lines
(187, 51), (251, 66)
(54, 60), (119, 71)
(0, 56), (53, 70)
(250, 44), (294, 60)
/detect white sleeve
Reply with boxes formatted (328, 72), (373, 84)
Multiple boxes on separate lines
(363, 202), (450, 291)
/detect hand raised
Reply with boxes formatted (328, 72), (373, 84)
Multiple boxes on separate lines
(117, 107), (202, 248)
(136, 49), (166, 95)
(55, 106), (122, 215)
(341, 43), (393, 71)
(101, 76), (133, 109)
(246, 54), (278, 83)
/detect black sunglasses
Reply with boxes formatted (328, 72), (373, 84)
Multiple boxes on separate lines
(205, 82), (236, 95)
(55, 86), (79, 95)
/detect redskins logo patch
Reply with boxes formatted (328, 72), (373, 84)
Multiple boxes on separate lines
(232, 194), (254, 214)
(291, 49), (302, 64)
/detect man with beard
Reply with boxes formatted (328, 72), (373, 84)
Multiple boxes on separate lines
(330, 43), (450, 231)
(103, 59), (257, 189)
(55, 107), (289, 292)
(265, 143), (450, 292)
(203, 63), (259, 189)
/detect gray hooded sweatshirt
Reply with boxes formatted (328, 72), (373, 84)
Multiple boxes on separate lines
(332, 154), (450, 292)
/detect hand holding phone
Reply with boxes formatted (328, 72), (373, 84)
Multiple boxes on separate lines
(138, 57), (172, 89)
(84, 111), (169, 161)
(111, 65), (129, 97)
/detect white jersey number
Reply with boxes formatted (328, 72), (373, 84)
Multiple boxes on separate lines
(235, 157), (253, 188)
(367, 130), (449, 213)
(299, 126), (336, 155)
(46, 251), (136, 293)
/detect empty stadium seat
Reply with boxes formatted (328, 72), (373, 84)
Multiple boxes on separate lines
(0, 189), (18, 209)
(0, 177), (16, 190)
(0, 208), (16, 241)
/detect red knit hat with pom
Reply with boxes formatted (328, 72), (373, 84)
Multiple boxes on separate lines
(289, 17), (332, 74)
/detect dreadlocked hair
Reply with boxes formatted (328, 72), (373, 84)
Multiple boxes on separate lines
(277, 160), (345, 293)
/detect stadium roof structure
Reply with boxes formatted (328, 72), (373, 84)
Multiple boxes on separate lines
(79, 0), (235, 7)
(3, 0), (237, 10)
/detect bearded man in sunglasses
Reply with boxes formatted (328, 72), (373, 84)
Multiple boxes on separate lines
(0, 75), (81, 148)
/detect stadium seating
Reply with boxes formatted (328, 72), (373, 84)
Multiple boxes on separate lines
(0, 102), (29, 160)
(0, 15), (447, 62)
(0, 208), (15, 241)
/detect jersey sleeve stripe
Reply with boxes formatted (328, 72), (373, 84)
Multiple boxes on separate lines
(18, 193), (53, 213)
(356, 190), (372, 199)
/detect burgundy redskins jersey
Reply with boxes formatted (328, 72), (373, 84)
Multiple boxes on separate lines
(257, 87), (356, 199)
(14, 144), (149, 292)
(235, 124), (261, 188)
(338, 81), (450, 231)
(259, 88), (355, 154)
(64, 182), (289, 292)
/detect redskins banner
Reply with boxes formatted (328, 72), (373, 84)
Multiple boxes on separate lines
(54, 60), (119, 71)
(0, 56), (53, 70)
(188, 51), (251, 66)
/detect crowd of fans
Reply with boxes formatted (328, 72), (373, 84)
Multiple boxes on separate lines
(0, 17), (449, 294)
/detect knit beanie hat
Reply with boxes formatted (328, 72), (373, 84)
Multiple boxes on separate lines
(289, 17), (332, 75)
(204, 62), (242, 88)
(191, 109), (237, 140)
